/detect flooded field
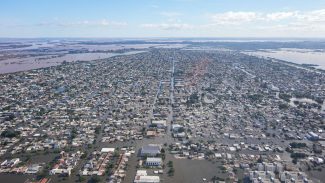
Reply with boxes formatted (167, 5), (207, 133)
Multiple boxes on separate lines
(245, 48), (325, 70)
(0, 51), (145, 74)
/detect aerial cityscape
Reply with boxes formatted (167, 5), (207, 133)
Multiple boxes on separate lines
(1, 1), (325, 183)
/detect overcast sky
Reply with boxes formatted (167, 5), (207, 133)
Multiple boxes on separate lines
(1, 0), (325, 38)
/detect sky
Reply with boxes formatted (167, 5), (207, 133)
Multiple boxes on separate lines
(1, 0), (325, 38)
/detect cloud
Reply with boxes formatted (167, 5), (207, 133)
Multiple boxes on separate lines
(279, 9), (325, 30)
(141, 23), (192, 30)
(100, 19), (127, 26)
(150, 4), (159, 9)
(210, 11), (259, 25)
(209, 9), (325, 25)
(205, 9), (325, 37)
(265, 12), (298, 21)
(160, 12), (183, 17)
(34, 19), (127, 28)
(210, 11), (297, 25)
(142, 12), (190, 31)
(296, 9), (325, 23)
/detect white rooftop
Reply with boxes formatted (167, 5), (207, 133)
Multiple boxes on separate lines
(134, 175), (160, 183)
(101, 148), (115, 153)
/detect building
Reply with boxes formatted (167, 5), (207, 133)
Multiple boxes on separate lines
(146, 131), (157, 138)
(134, 170), (160, 183)
(145, 157), (162, 166)
(50, 168), (71, 176)
(173, 131), (186, 138)
(140, 145), (161, 157)
(101, 148), (115, 153)
(1, 158), (20, 168)
(280, 171), (310, 182)
(171, 124), (183, 133)
(24, 178), (51, 183)
(134, 176), (160, 183)
(306, 132), (319, 141)
(151, 120), (167, 129)
(249, 171), (278, 183)
(49, 151), (82, 176)
(25, 164), (42, 174)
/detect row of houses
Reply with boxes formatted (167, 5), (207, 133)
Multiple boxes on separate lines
(50, 151), (83, 176)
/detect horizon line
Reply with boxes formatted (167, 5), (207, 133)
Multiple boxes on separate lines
(1, 36), (325, 39)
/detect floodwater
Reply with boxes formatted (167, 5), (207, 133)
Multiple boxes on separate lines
(245, 48), (325, 70)
(0, 51), (145, 74)
(0, 133), (293, 183)
(162, 155), (224, 183)
(0, 174), (31, 183)
(0, 154), (58, 183)
(115, 136), (227, 183)
(0, 134), (227, 183)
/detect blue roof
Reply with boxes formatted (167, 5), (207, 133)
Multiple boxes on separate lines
(141, 145), (160, 154)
